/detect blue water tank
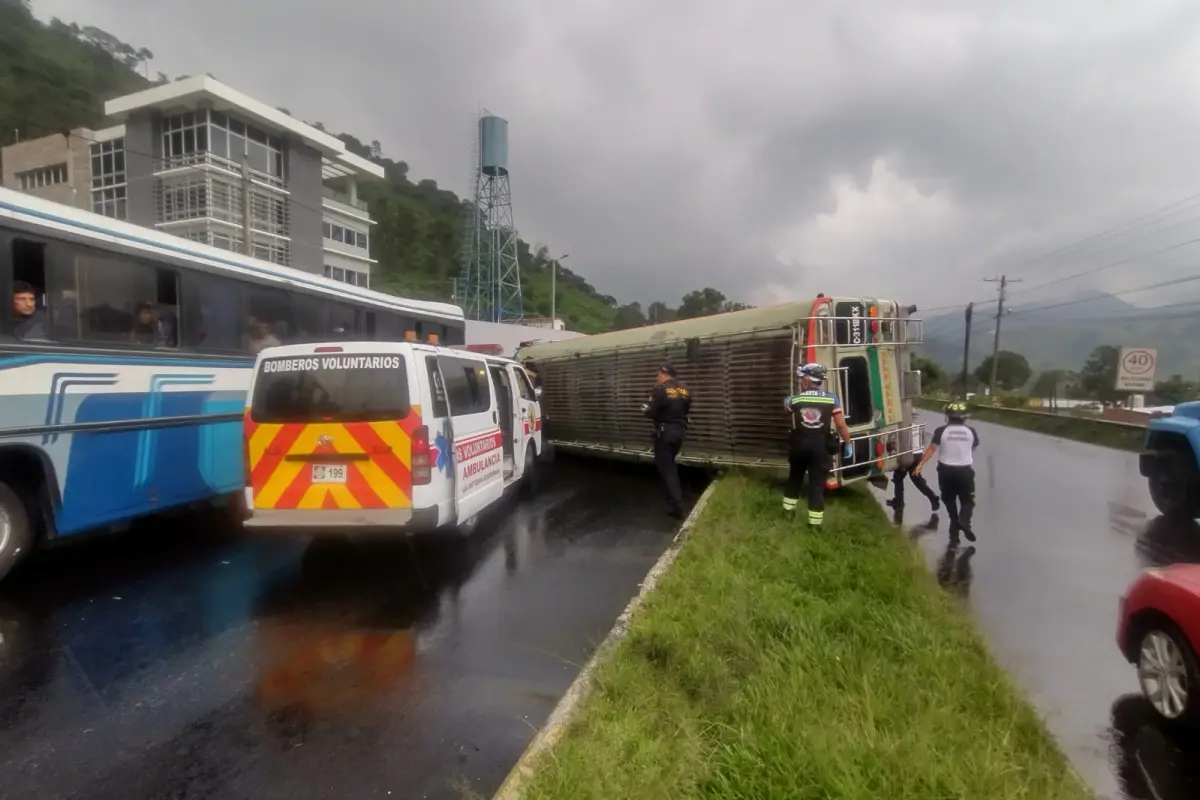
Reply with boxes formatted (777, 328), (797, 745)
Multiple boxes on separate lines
(480, 116), (508, 176)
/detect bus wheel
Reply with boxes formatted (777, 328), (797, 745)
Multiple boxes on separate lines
(0, 481), (33, 583)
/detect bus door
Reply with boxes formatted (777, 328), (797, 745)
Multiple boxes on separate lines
(436, 354), (504, 524)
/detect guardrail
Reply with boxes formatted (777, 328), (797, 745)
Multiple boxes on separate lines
(914, 398), (1147, 452)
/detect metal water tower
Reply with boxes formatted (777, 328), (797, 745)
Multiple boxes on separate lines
(459, 113), (523, 322)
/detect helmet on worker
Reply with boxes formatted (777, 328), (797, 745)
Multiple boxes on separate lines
(945, 401), (968, 423)
(797, 362), (827, 387)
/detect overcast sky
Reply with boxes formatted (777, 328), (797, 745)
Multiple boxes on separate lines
(34, 0), (1200, 312)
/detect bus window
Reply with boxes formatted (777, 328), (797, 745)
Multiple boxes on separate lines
(243, 284), (294, 352)
(10, 237), (49, 341)
(49, 242), (179, 348)
(375, 311), (406, 342)
(180, 270), (244, 351)
(291, 293), (327, 343)
(839, 355), (874, 427)
(328, 302), (357, 339)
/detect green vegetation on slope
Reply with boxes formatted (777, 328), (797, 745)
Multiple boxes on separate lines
(0, 0), (151, 136)
(517, 475), (1089, 800)
(0, 1), (748, 333)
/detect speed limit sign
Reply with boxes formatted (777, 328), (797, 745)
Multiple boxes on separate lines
(1116, 347), (1157, 392)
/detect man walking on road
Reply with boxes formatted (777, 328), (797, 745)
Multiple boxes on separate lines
(914, 401), (979, 545)
(642, 364), (691, 519)
(782, 363), (853, 528)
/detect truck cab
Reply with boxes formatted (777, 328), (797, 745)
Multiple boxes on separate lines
(1140, 402), (1200, 519)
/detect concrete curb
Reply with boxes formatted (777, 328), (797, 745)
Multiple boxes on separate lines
(491, 479), (721, 800)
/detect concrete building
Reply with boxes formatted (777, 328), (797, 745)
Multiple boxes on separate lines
(0, 75), (384, 287)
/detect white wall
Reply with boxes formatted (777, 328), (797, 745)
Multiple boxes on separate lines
(465, 320), (585, 357)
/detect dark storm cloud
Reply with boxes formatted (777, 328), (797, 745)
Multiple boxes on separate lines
(34, 0), (1200, 309)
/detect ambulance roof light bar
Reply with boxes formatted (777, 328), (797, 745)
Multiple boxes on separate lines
(462, 343), (506, 356)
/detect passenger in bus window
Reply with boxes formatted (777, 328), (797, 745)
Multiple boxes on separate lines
(12, 281), (48, 340)
(244, 316), (281, 353)
(130, 302), (177, 348)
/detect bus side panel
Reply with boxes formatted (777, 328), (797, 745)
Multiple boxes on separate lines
(198, 397), (248, 494)
(0, 356), (248, 537)
(56, 388), (243, 535)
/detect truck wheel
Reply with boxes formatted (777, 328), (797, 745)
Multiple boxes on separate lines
(0, 481), (34, 584)
(1148, 451), (1198, 520)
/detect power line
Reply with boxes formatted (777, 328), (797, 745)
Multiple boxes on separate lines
(1003, 234), (1200, 297)
(916, 190), (1200, 318)
(999, 190), (1200, 281)
(1009, 271), (1200, 315)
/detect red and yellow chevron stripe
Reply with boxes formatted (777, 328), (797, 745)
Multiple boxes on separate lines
(244, 405), (423, 510)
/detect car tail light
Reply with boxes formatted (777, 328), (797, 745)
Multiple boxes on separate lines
(412, 425), (431, 485)
(314, 345), (343, 353)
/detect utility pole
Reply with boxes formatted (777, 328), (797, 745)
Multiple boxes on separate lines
(550, 253), (568, 327)
(961, 302), (973, 399)
(241, 157), (253, 257)
(983, 274), (1022, 398)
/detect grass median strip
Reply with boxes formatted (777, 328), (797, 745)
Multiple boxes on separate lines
(914, 398), (1144, 452)
(515, 474), (1091, 800)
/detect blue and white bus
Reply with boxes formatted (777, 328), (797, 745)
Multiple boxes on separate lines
(0, 187), (465, 582)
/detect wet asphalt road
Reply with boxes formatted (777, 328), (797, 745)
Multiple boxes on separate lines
(886, 411), (1200, 800)
(0, 457), (704, 800)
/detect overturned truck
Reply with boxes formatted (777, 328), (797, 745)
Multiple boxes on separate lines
(515, 295), (926, 487)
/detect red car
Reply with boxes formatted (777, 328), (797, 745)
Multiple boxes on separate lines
(1118, 564), (1200, 724)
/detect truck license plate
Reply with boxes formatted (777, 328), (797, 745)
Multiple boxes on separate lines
(311, 464), (348, 484)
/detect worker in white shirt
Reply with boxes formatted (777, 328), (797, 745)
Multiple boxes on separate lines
(913, 401), (980, 546)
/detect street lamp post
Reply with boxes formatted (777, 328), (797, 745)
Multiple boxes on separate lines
(551, 253), (568, 328)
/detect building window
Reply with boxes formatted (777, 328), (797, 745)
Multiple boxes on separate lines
(90, 139), (126, 189)
(89, 138), (128, 220)
(323, 222), (368, 250)
(160, 111), (209, 166)
(18, 163), (68, 191)
(159, 177), (209, 223)
(92, 186), (127, 220)
(322, 265), (369, 288)
(206, 111), (284, 180)
(160, 109), (285, 184)
(250, 192), (288, 237)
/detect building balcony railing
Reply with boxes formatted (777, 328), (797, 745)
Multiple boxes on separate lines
(155, 151), (286, 191)
(322, 185), (369, 212)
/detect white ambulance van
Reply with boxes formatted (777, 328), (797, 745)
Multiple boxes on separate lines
(242, 341), (544, 533)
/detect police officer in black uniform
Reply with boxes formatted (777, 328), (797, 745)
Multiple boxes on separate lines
(783, 363), (853, 528)
(642, 364), (691, 519)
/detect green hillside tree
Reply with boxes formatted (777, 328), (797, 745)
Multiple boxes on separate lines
(974, 350), (1032, 392)
(911, 355), (946, 393)
(1152, 374), (1198, 406)
(1078, 345), (1124, 403)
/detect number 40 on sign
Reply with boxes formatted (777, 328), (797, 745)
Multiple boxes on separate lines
(1116, 347), (1157, 392)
